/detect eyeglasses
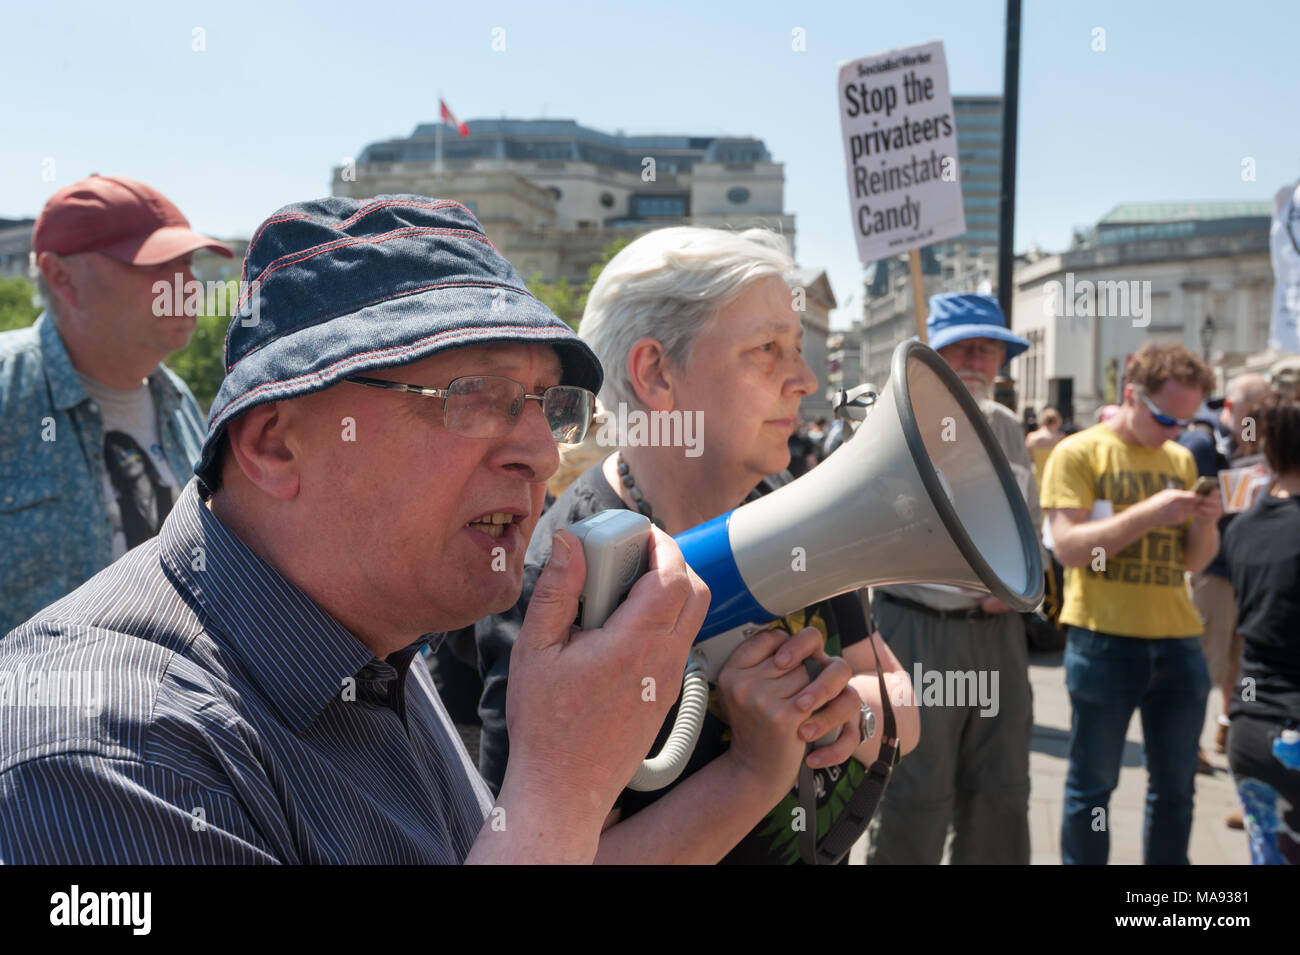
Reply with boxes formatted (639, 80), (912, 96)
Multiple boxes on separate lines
(946, 339), (1006, 360)
(1136, 390), (1193, 429)
(347, 375), (595, 443)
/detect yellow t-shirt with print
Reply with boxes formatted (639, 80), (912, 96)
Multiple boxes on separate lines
(1040, 423), (1202, 638)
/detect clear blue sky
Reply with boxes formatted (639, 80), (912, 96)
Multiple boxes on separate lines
(3, 0), (1297, 327)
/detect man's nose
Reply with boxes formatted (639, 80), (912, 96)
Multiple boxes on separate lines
(506, 398), (561, 482)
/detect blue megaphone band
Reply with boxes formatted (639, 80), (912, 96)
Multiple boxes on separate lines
(674, 511), (771, 641)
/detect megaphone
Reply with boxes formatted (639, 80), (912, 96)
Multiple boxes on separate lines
(680, 337), (1043, 650)
(571, 339), (1044, 790)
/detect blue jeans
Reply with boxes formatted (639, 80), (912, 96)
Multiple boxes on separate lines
(1061, 628), (1210, 865)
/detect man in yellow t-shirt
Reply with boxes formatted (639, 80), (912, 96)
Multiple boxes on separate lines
(1041, 343), (1222, 865)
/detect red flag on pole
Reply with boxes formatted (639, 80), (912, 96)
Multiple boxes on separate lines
(440, 99), (469, 137)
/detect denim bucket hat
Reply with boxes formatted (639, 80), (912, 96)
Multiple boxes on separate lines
(195, 195), (601, 491)
(924, 292), (1029, 360)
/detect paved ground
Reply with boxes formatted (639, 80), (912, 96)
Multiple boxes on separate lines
(852, 646), (1250, 865)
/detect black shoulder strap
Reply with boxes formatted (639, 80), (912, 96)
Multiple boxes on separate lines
(798, 631), (899, 865)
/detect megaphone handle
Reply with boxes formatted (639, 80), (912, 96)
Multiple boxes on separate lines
(801, 657), (841, 749)
(798, 632), (901, 865)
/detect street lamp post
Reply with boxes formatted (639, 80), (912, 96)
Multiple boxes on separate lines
(1200, 314), (1216, 363)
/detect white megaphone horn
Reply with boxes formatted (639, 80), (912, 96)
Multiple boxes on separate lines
(680, 338), (1043, 648)
(571, 339), (1044, 790)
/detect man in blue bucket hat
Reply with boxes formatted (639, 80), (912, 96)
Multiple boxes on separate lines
(923, 292), (1034, 467)
(925, 291), (1030, 357)
(868, 291), (1042, 865)
(0, 196), (715, 864)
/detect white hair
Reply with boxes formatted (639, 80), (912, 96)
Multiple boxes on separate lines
(578, 226), (794, 412)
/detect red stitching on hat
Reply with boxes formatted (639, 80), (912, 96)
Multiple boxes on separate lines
(231, 226), (495, 315)
(245, 213), (312, 255)
(218, 323), (579, 419)
(229, 199), (501, 362)
(225, 280), (536, 372)
(244, 198), (478, 262)
(337, 198), (480, 233)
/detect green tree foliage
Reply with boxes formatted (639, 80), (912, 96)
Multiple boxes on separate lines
(525, 274), (582, 329)
(589, 238), (630, 284)
(166, 281), (240, 413)
(0, 276), (40, 332)
(525, 238), (629, 331)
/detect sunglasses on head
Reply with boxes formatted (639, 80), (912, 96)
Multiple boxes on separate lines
(1136, 390), (1193, 429)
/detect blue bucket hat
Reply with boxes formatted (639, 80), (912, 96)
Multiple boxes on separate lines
(924, 292), (1029, 361)
(195, 195), (602, 491)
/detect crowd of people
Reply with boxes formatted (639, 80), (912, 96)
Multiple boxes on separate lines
(1030, 351), (1300, 865)
(0, 174), (1295, 866)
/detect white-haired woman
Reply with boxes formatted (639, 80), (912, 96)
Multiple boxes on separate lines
(465, 227), (919, 864)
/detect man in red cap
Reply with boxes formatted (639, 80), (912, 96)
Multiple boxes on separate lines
(0, 174), (230, 634)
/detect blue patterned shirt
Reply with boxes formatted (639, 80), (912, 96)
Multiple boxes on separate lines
(0, 480), (492, 863)
(0, 314), (207, 634)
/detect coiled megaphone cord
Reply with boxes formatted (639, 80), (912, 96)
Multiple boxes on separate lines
(626, 657), (709, 791)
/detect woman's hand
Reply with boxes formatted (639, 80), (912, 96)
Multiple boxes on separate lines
(843, 630), (922, 759)
(715, 627), (862, 799)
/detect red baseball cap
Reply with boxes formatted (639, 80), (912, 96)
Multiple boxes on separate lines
(32, 174), (232, 265)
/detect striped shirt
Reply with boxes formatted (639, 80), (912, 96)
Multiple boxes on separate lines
(0, 480), (492, 863)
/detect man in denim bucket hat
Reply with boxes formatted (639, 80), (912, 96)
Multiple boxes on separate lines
(0, 196), (710, 864)
(868, 291), (1041, 865)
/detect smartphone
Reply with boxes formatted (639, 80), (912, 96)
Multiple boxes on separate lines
(1194, 476), (1217, 496)
(566, 510), (652, 629)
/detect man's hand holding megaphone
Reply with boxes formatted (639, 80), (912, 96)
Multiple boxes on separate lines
(491, 526), (709, 863)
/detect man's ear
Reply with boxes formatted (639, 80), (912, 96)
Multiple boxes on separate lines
(625, 336), (676, 412)
(224, 403), (301, 500)
(37, 252), (79, 314)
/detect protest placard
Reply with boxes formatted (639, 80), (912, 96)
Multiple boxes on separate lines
(1269, 181), (1300, 353)
(838, 40), (967, 265)
(1218, 464), (1272, 513)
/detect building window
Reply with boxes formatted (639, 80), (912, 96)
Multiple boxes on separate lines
(549, 187), (563, 201)
(727, 187), (751, 205)
(631, 195), (687, 219)
(600, 192), (615, 208)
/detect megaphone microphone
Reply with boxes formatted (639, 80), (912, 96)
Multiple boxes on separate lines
(569, 339), (1043, 790)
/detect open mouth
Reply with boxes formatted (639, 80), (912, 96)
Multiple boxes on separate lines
(466, 512), (518, 539)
